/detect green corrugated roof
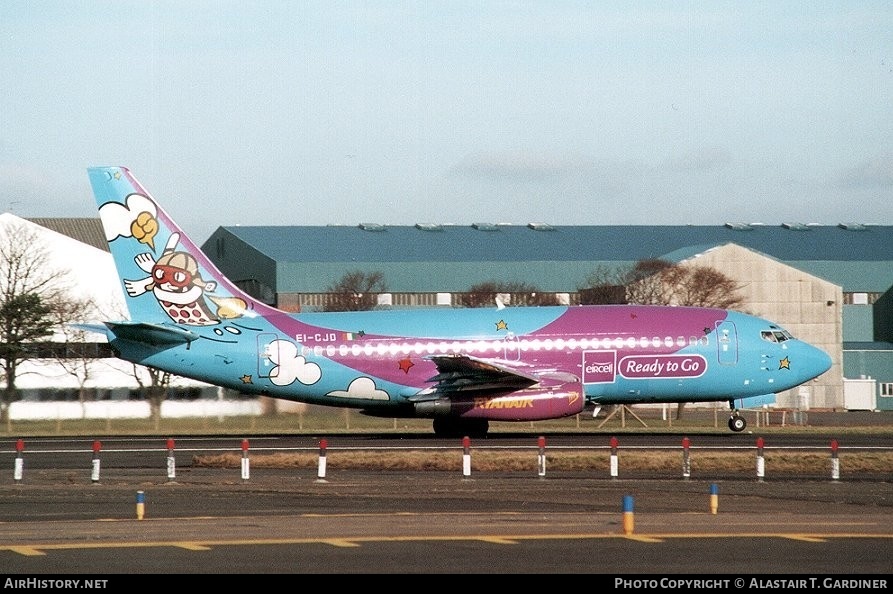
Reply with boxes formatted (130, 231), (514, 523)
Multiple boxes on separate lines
(215, 223), (893, 262)
(28, 218), (109, 252)
(206, 224), (893, 293)
(35, 217), (891, 294)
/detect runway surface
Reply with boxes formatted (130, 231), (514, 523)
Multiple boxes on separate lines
(1, 433), (891, 576)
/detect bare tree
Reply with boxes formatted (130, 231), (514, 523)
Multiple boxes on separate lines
(324, 271), (388, 312)
(578, 259), (678, 305)
(458, 281), (558, 308)
(577, 265), (628, 304)
(0, 222), (80, 425)
(457, 281), (500, 308)
(628, 260), (744, 310)
(669, 266), (745, 309)
(581, 258), (744, 310)
(132, 364), (173, 430)
(82, 299), (190, 427)
(50, 296), (104, 418)
(624, 259), (677, 305)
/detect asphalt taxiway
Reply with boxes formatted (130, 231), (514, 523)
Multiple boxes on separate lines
(1, 466), (891, 574)
(1, 432), (891, 575)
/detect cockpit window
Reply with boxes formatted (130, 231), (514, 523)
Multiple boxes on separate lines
(762, 327), (794, 343)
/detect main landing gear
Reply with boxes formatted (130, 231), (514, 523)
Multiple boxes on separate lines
(432, 417), (489, 439)
(728, 405), (747, 432)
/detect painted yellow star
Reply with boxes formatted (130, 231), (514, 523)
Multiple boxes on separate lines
(495, 319), (508, 331)
(240, 374), (253, 384)
(778, 357), (790, 370)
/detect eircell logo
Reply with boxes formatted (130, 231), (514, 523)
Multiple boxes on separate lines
(583, 351), (617, 384)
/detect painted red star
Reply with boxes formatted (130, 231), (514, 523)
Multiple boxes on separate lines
(398, 357), (414, 373)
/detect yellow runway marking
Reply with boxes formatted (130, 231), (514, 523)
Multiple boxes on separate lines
(8, 547), (45, 556)
(322, 539), (361, 547)
(174, 543), (212, 550)
(2, 533), (893, 556)
(625, 536), (665, 542)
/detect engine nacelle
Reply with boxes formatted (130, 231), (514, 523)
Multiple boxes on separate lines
(414, 382), (584, 421)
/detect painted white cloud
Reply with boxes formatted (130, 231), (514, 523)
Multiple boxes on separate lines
(327, 377), (390, 401)
(98, 194), (157, 241)
(267, 339), (322, 386)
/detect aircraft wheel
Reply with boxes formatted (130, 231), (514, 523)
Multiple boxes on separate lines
(432, 417), (454, 438)
(728, 415), (747, 432)
(432, 417), (489, 439)
(465, 419), (489, 439)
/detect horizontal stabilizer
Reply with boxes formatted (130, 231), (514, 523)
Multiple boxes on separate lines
(70, 322), (113, 339)
(98, 321), (201, 346)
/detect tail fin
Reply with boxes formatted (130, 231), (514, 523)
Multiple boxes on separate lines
(88, 166), (280, 327)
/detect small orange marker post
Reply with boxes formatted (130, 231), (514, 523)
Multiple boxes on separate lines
(710, 483), (719, 515)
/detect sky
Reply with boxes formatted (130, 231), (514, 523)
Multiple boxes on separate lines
(2, 1), (892, 243)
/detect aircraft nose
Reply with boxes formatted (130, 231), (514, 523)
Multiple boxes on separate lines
(803, 343), (832, 379)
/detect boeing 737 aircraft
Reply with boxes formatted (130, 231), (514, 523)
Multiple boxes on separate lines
(84, 166), (832, 437)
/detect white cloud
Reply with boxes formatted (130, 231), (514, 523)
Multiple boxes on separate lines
(267, 340), (322, 387)
(327, 377), (390, 401)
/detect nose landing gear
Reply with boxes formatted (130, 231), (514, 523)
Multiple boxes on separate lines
(728, 406), (747, 432)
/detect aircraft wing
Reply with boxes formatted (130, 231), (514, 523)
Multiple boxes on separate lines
(408, 353), (540, 401)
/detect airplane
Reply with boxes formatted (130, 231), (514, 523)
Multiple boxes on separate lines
(83, 166), (833, 438)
